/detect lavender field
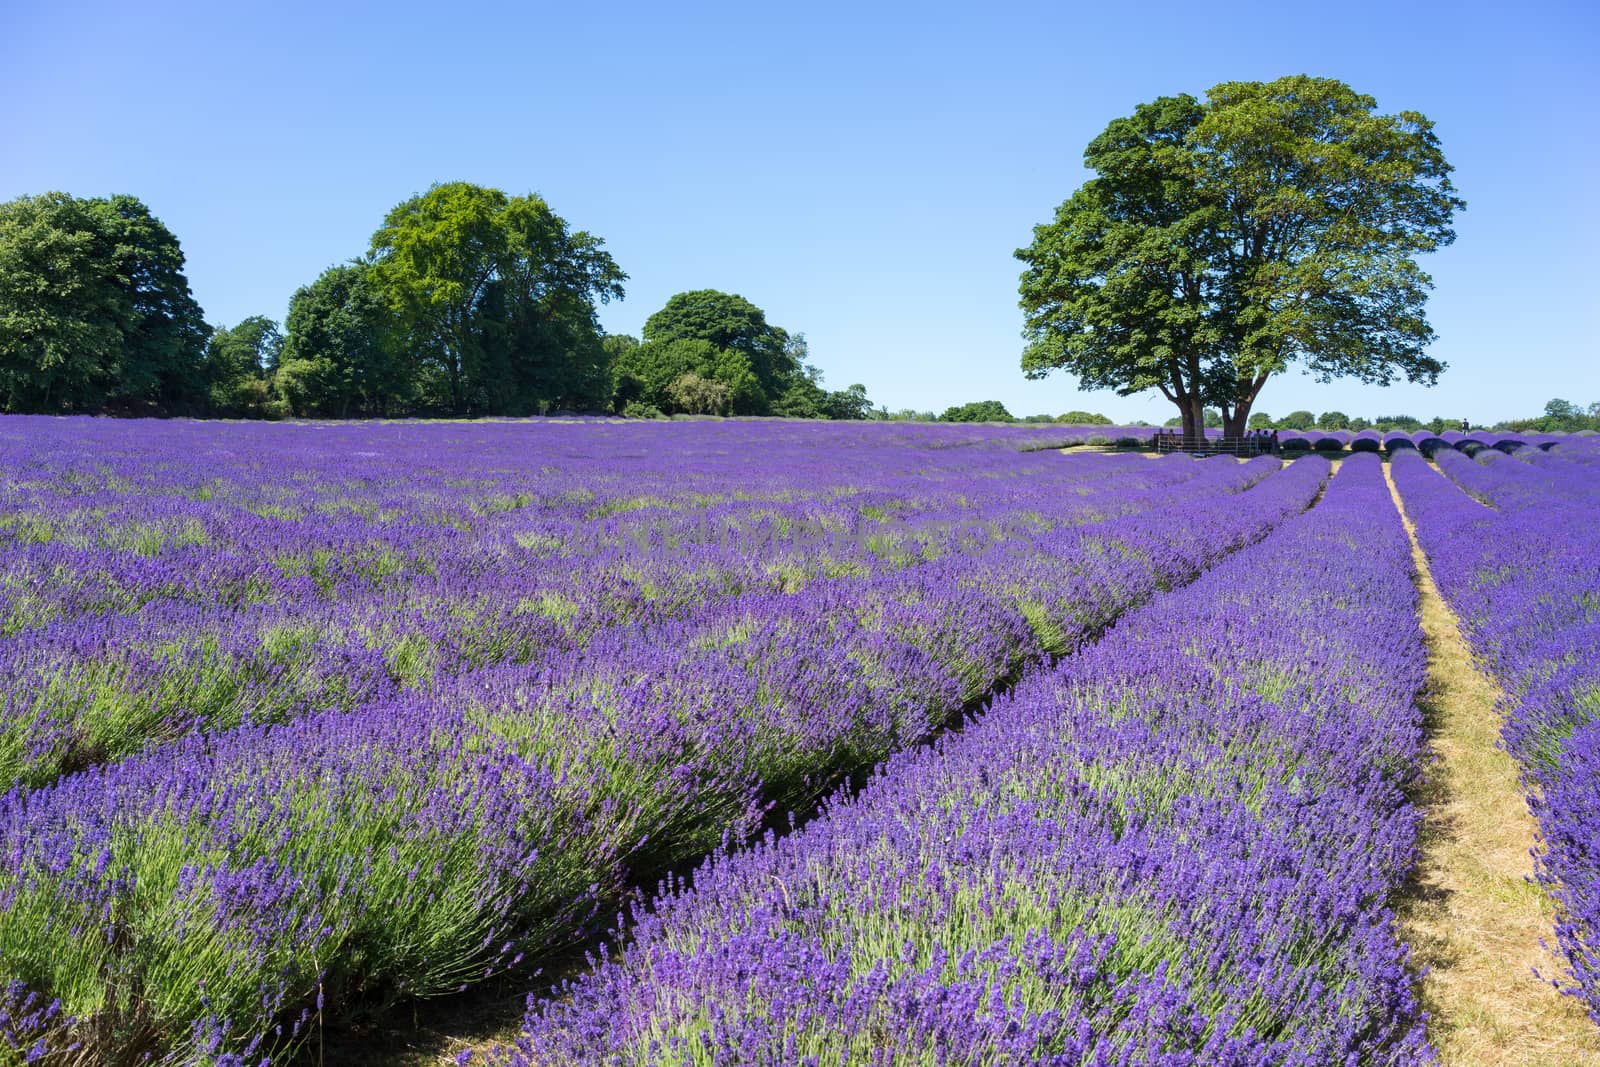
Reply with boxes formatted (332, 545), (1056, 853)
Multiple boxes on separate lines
(0, 418), (1596, 1065)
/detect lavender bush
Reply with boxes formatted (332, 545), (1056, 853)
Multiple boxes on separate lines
(0, 419), (1321, 1062)
(497, 453), (1432, 1065)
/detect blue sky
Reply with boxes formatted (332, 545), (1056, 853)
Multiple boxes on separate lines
(4, 0), (1596, 423)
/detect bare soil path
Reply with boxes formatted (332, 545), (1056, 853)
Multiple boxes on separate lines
(1385, 463), (1600, 1065)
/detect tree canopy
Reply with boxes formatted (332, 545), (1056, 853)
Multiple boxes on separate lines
(1018, 75), (1463, 439)
(367, 182), (626, 416)
(939, 400), (1013, 423)
(276, 263), (405, 418)
(205, 316), (282, 416)
(621, 290), (873, 418)
(0, 192), (209, 414)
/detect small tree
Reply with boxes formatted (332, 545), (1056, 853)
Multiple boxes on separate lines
(1247, 411), (1274, 430)
(939, 400), (1013, 422)
(1545, 398), (1579, 422)
(1317, 411), (1349, 430)
(821, 383), (874, 420)
(1279, 410), (1314, 430)
(206, 316), (282, 416)
(1058, 410), (1112, 425)
(666, 372), (732, 415)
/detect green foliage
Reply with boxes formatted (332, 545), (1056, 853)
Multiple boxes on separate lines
(367, 182), (625, 416)
(643, 290), (797, 401)
(620, 399), (665, 419)
(630, 291), (870, 419)
(206, 316), (282, 417)
(0, 192), (209, 414)
(1373, 414), (1422, 431)
(1316, 411), (1349, 430)
(1247, 411), (1274, 430)
(666, 372), (733, 415)
(1018, 75), (1462, 438)
(1490, 398), (1600, 433)
(279, 263), (407, 417)
(1278, 410), (1315, 430)
(1545, 398), (1579, 421)
(938, 400), (1013, 422)
(614, 338), (760, 416)
(1057, 410), (1112, 425)
(821, 383), (875, 420)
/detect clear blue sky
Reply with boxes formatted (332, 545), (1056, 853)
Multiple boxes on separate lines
(4, 1), (1596, 423)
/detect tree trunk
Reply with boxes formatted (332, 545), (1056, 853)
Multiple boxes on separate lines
(1184, 396), (1205, 444)
(1223, 402), (1250, 440)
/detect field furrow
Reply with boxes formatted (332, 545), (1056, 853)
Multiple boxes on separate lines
(1385, 461), (1600, 1064)
(1392, 443), (1600, 1030)
(491, 452), (1434, 1065)
(0, 423), (1324, 1064)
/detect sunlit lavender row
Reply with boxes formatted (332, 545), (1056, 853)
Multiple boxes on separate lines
(0, 417), (1173, 791)
(0, 419), (1324, 1063)
(491, 453), (1431, 1065)
(1393, 439), (1600, 1022)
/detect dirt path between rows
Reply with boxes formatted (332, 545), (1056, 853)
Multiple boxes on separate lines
(1385, 464), (1600, 1065)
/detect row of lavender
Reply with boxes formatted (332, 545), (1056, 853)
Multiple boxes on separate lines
(1393, 440), (1600, 1022)
(0, 422), (1317, 1062)
(491, 452), (1430, 1065)
(0, 418), (1185, 790)
(1277, 429), (1567, 453)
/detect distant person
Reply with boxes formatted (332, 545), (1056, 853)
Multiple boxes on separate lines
(1459, 418), (1469, 432)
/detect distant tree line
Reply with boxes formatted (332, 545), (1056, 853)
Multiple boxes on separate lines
(1490, 399), (1600, 434)
(0, 185), (874, 419)
(871, 402), (1115, 424)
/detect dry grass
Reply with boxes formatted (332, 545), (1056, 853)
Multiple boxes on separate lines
(1386, 465), (1600, 1065)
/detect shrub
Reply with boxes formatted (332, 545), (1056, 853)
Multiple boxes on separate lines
(1280, 437), (1312, 452)
(1113, 436), (1142, 448)
(1313, 437), (1346, 453)
(1350, 437), (1381, 453)
(938, 400), (1013, 423)
(1085, 433), (1112, 446)
(621, 400), (665, 419)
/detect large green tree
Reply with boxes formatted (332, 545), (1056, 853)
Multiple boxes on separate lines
(1018, 76), (1463, 439)
(0, 192), (208, 413)
(368, 182), (625, 415)
(278, 263), (406, 417)
(634, 290), (870, 418)
(642, 290), (799, 404)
